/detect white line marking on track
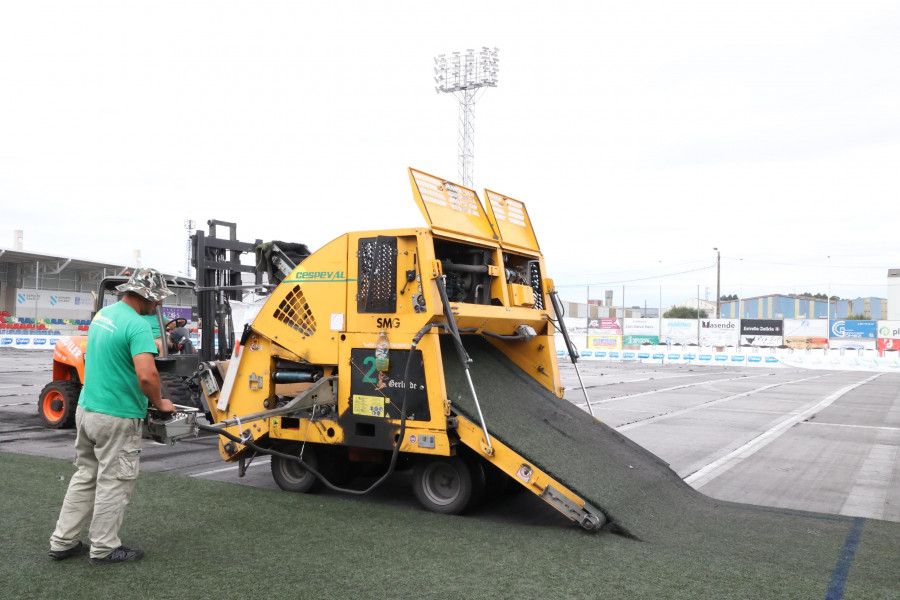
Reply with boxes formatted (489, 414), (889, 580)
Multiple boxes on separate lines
(616, 373), (829, 432)
(189, 456), (272, 477)
(564, 370), (738, 390)
(839, 443), (899, 520)
(684, 373), (882, 489)
(800, 421), (900, 432)
(574, 372), (775, 409)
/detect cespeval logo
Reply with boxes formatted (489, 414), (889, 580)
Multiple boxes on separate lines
(1, 337), (13, 346)
(15, 338), (30, 346)
(748, 355), (762, 363)
(33, 338), (47, 346)
(290, 270), (346, 281)
(715, 355), (727, 361)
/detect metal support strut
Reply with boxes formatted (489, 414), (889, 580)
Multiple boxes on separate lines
(435, 275), (493, 454)
(549, 291), (595, 418)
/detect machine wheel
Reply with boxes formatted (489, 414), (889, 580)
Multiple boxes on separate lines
(412, 455), (483, 515)
(271, 443), (323, 494)
(38, 380), (81, 429)
(316, 445), (358, 487)
(159, 374), (200, 410)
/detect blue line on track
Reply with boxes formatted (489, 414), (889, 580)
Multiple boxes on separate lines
(824, 517), (865, 600)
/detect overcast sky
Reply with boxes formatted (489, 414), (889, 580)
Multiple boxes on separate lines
(1, 1), (898, 309)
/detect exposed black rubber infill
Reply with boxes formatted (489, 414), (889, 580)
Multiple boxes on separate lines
(440, 335), (713, 539)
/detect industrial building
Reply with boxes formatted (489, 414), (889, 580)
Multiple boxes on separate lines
(719, 294), (888, 320)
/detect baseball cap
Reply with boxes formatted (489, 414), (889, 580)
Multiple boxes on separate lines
(115, 268), (174, 302)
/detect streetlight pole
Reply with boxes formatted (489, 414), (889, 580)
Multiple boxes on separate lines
(713, 248), (720, 318)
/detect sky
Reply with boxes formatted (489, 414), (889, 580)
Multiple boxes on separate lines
(1, 1), (898, 310)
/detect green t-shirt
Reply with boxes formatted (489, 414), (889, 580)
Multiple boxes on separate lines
(80, 301), (159, 418)
(141, 313), (163, 338)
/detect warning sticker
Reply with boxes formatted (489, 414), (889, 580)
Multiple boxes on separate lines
(353, 394), (385, 418)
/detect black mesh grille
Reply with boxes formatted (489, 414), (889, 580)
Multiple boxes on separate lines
(528, 261), (543, 310)
(357, 236), (397, 313)
(273, 285), (316, 336)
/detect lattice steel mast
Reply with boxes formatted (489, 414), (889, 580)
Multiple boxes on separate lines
(184, 219), (195, 278)
(434, 47), (499, 187)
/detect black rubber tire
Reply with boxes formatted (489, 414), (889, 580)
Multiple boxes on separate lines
(316, 445), (359, 487)
(271, 443), (323, 494)
(412, 455), (481, 515)
(159, 374), (201, 410)
(38, 380), (81, 429)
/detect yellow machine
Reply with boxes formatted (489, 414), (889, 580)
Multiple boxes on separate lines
(192, 168), (606, 530)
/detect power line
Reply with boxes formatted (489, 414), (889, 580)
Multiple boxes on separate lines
(555, 264), (715, 287)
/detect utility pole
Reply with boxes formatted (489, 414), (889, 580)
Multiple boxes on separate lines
(713, 247), (721, 318)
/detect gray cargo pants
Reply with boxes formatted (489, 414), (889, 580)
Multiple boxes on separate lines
(49, 405), (142, 559)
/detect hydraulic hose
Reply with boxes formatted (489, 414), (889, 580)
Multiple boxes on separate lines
(197, 321), (446, 496)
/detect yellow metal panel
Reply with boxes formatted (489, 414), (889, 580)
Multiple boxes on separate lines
(408, 168), (498, 243)
(454, 413), (588, 523)
(251, 234), (349, 365)
(483, 189), (541, 253)
(485, 335), (562, 397)
(507, 283), (535, 307)
(345, 230), (437, 336)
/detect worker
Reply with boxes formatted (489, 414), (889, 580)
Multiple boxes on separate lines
(48, 268), (177, 565)
(141, 312), (164, 354)
(142, 311), (197, 355)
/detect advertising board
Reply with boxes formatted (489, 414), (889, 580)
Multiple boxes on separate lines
(740, 319), (782, 347)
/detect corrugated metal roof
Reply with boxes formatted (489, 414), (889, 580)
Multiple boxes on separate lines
(0, 247), (130, 275)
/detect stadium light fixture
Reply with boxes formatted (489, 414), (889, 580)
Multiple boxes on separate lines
(433, 47), (499, 187)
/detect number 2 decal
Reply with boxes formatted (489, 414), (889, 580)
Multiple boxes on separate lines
(362, 356), (377, 383)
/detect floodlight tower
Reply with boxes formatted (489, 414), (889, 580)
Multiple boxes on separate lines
(434, 47), (499, 187)
(184, 219), (196, 278)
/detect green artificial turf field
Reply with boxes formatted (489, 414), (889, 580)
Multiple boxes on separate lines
(2, 338), (896, 599)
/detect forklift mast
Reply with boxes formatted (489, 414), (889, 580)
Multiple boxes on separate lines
(192, 220), (264, 362)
